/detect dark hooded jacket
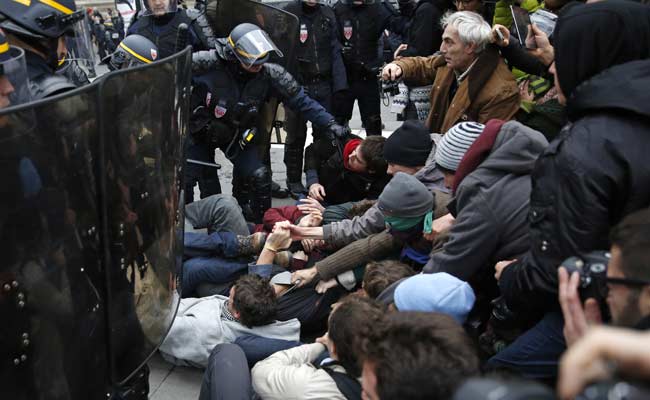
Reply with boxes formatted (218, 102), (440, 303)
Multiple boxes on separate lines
(399, 0), (450, 57)
(423, 121), (548, 302)
(499, 1), (650, 312)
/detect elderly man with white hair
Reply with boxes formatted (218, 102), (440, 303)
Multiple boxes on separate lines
(382, 11), (519, 133)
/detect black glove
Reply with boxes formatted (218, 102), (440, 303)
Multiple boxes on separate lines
(326, 121), (350, 140)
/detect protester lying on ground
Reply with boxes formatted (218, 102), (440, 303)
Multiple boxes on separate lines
(181, 195), (325, 297)
(159, 274), (300, 368)
(493, 0), (650, 380)
(558, 327), (650, 400)
(290, 172), (436, 287)
(304, 134), (390, 205)
(252, 296), (384, 400)
(360, 312), (480, 400)
(382, 11), (520, 134)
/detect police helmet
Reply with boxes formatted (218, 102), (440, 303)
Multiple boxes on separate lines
(0, 30), (31, 108)
(0, 0), (84, 40)
(107, 34), (159, 70)
(226, 23), (283, 68)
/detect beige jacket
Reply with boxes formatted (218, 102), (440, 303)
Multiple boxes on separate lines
(252, 343), (354, 400)
(394, 47), (520, 134)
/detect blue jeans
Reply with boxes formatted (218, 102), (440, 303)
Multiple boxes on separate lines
(199, 343), (252, 400)
(181, 256), (249, 297)
(485, 311), (566, 380)
(184, 231), (240, 259)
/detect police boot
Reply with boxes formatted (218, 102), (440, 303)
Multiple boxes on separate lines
(283, 147), (307, 198)
(272, 180), (290, 199)
(250, 166), (273, 224)
(364, 115), (383, 136)
(232, 176), (254, 222)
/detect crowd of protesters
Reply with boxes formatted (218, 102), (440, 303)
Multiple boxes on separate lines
(153, 0), (650, 399)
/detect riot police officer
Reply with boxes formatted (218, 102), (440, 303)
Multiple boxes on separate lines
(189, 23), (348, 222)
(281, 0), (348, 197)
(0, 0), (87, 99)
(105, 34), (159, 70)
(128, 0), (205, 58)
(333, 0), (402, 136)
(0, 30), (31, 110)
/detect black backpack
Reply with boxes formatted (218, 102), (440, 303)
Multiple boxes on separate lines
(321, 361), (362, 400)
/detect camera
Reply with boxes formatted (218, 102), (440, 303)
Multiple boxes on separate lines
(561, 250), (610, 304)
(381, 79), (400, 96)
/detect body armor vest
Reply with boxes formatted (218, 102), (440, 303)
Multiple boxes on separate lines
(129, 10), (193, 59)
(334, 3), (384, 71)
(285, 3), (335, 81)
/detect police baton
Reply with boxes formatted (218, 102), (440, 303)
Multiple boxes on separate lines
(187, 159), (222, 169)
(175, 23), (189, 53)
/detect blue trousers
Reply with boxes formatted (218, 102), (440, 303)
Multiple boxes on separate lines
(182, 230), (247, 295)
(485, 311), (566, 380)
(199, 344), (252, 400)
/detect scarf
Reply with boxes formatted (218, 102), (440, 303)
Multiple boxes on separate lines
(342, 139), (362, 170)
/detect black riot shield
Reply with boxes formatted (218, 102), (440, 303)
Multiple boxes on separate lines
(0, 48), (191, 399)
(206, 0), (299, 72)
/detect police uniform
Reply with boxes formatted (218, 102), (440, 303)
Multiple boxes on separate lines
(281, 1), (348, 194)
(188, 35), (341, 222)
(127, 9), (202, 58)
(333, 0), (397, 136)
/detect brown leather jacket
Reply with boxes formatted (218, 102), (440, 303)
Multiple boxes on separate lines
(394, 46), (520, 133)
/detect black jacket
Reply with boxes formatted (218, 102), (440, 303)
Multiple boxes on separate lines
(400, 0), (449, 57)
(304, 135), (391, 205)
(499, 59), (650, 312)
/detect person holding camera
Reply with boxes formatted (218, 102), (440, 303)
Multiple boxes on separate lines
(381, 11), (520, 134)
(490, 1), (650, 380)
(559, 208), (650, 348)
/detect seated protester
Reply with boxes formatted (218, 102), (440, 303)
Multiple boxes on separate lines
(304, 134), (390, 205)
(381, 11), (520, 135)
(252, 296), (384, 400)
(392, 273), (476, 324)
(423, 120), (547, 319)
(159, 274), (300, 368)
(360, 312), (480, 400)
(289, 120), (450, 251)
(290, 173), (440, 288)
(362, 260), (415, 300)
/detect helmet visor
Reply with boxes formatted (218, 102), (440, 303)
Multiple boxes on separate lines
(0, 47), (32, 108)
(140, 0), (178, 17)
(229, 29), (283, 68)
(62, 16), (97, 77)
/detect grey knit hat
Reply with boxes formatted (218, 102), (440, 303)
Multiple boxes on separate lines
(435, 122), (485, 172)
(377, 172), (433, 218)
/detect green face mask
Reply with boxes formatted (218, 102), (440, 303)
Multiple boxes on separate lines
(384, 210), (434, 232)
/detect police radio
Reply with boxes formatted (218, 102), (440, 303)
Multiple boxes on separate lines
(240, 128), (256, 148)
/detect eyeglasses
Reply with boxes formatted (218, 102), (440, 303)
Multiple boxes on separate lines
(454, 0), (478, 4)
(605, 277), (650, 287)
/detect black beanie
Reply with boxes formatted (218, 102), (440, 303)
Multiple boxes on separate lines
(383, 120), (433, 167)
